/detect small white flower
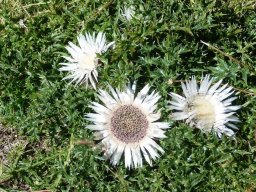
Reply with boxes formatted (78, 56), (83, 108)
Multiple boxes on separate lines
(59, 32), (115, 89)
(121, 6), (135, 21)
(19, 19), (26, 28)
(85, 83), (170, 169)
(168, 75), (240, 137)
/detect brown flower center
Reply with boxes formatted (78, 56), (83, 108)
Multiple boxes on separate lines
(110, 105), (148, 143)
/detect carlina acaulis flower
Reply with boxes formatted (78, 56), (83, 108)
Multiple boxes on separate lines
(59, 31), (115, 89)
(168, 75), (240, 137)
(121, 6), (135, 21)
(85, 83), (170, 169)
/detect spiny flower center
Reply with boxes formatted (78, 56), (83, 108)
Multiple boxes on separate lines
(191, 96), (216, 128)
(78, 53), (97, 70)
(110, 105), (148, 143)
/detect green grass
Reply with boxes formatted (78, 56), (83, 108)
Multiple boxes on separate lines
(0, 0), (256, 191)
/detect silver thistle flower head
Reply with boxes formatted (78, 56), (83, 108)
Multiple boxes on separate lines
(59, 32), (115, 89)
(121, 6), (135, 21)
(168, 75), (240, 137)
(85, 83), (170, 169)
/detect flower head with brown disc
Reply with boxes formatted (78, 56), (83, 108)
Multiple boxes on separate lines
(86, 83), (169, 169)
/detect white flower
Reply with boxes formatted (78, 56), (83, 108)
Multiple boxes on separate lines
(168, 75), (240, 137)
(121, 6), (135, 21)
(59, 32), (115, 89)
(19, 19), (26, 28)
(85, 83), (170, 169)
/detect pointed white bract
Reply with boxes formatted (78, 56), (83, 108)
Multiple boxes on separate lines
(168, 75), (240, 137)
(59, 32), (115, 89)
(86, 83), (170, 169)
